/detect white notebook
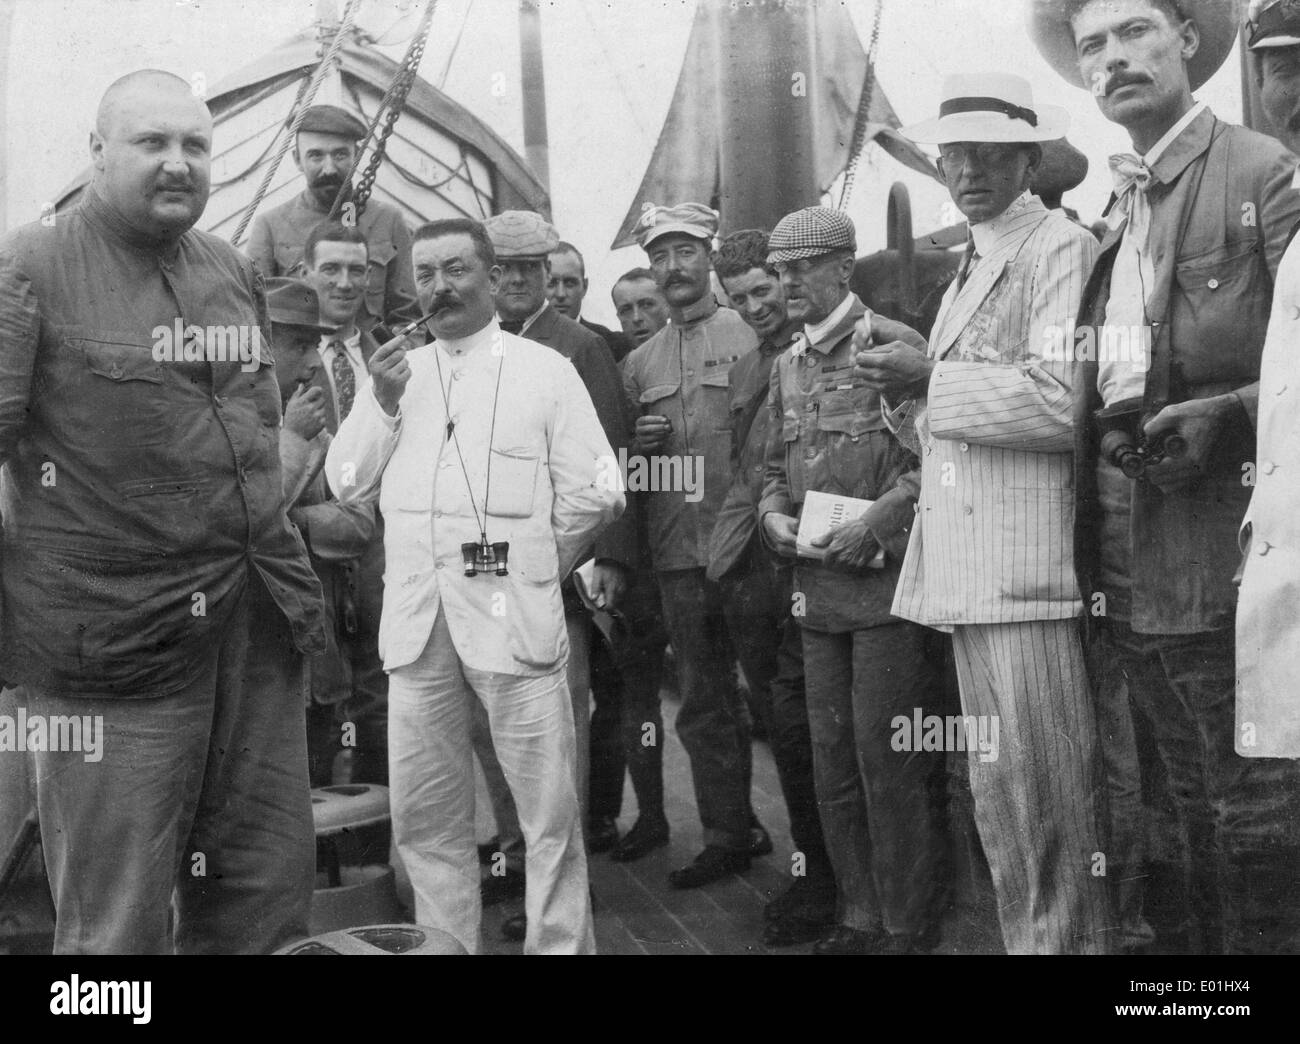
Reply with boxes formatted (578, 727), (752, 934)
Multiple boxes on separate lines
(796, 489), (886, 567)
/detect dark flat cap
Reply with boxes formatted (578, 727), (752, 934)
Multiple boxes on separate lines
(767, 207), (856, 265)
(294, 104), (367, 141)
(266, 277), (330, 331)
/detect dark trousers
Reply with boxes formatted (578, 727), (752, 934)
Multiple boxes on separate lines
(1108, 619), (1300, 953)
(802, 620), (943, 935)
(305, 634), (389, 788)
(28, 573), (315, 954)
(721, 550), (831, 879)
(588, 575), (668, 822)
(657, 567), (752, 850)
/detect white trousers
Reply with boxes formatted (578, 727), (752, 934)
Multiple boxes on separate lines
(387, 608), (594, 954)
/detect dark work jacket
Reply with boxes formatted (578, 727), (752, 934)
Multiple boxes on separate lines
(759, 294), (920, 632)
(1073, 110), (1300, 634)
(0, 188), (325, 698)
(580, 316), (632, 364)
(706, 332), (793, 582)
(525, 303), (636, 573)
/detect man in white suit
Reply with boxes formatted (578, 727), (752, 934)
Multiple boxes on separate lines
(854, 73), (1110, 953)
(1237, 1), (1300, 760)
(325, 217), (624, 955)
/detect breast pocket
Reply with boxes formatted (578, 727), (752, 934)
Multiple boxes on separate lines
(815, 381), (885, 441)
(485, 448), (541, 518)
(1173, 239), (1269, 385)
(74, 339), (170, 448)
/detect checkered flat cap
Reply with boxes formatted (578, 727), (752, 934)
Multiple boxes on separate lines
(636, 202), (720, 250)
(767, 207), (857, 265)
(484, 210), (560, 258)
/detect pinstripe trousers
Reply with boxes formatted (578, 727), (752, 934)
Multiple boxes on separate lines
(950, 619), (1113, 954)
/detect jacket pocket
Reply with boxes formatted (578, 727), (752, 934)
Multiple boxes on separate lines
(816, 385), (886, 440)
(1172, 239), (1269, 386)
(638, 382), (681, 411)
(485, 449), (541, 518)
(75, 339), (171, 447)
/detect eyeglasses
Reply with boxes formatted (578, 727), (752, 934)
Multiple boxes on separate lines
(937, 143), (1023, 170)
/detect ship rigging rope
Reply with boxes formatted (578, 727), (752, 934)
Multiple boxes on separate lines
(837, 0), (885, 212)
(328, 0), (439, 224)
(229, 0), (364, 247)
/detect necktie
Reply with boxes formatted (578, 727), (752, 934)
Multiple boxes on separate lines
(499, 319), (524, 334)
(1107, 153), (1152, 240)
(330, 340), (355, 422)
(957, 241), (980, 290)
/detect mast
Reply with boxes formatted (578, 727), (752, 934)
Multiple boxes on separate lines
(518, 0), (550, 194)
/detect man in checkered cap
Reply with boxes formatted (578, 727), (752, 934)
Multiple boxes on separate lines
(758, 206), (945, 954)
(622, 201), (774, 888)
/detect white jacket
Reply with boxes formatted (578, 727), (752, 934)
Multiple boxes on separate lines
(1237, 231), (1300, 757)
(325, 321), (624, 676)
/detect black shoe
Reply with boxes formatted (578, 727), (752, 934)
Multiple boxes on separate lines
(480, 868), (526, 907)
(587, 815), (620, 854)
(763, 909), (837, 947)
(477, 836), (501, 867)
(668, 845), (750, 889)
(813, 925), (888, 955)
(764, 873), (837, 923)
(501, 913), (527, 943)
(609, 815), (669, 863)
(748, 822), (773, 858)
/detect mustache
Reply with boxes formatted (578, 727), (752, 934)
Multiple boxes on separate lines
(430, 295), (461, 312)
(155, 178), (196, 192)
(1105, 71), (1150, 95)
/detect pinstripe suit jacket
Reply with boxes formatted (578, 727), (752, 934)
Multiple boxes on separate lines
(889, 193), (1099, 627)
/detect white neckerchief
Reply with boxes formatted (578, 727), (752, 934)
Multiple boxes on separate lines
(803, 292), (854, 348)
(1099, 101), (1206, 406)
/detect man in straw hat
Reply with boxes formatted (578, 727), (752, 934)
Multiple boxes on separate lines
(854, 72), (1109, 953)
(1029, 0), (1300, 953)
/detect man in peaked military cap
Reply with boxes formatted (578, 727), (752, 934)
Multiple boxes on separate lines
(246, 103), (419, 329)
(622, 201), (775, 889)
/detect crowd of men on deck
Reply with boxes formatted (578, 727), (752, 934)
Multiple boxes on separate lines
(2, 0), (1300, 956)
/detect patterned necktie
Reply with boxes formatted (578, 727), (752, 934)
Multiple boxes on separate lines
(499, 319), (524, 334)
(329, 340), (355, 422)
(1107, 153), (1153, 240)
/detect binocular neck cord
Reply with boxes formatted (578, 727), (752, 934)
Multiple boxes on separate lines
(433, 333), (506, 546)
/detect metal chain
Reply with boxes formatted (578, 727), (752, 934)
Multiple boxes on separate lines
(838, 0), (885, 211)
(229, 0), (364, 247)
(332, 0), (438, 222)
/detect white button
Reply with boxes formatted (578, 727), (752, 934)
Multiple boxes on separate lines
(1290, 306), (1300, 320)
(434, 510), (443, 518)
(1207, 278), (1220, 290)
(963, 505), (973, 516)
(687, 369), (695, 377)
(959, 442), (969, 452)
(1262, 461), (1277, 475)
(1258, 541), (1272, 556)
(435, 561), (445, 569)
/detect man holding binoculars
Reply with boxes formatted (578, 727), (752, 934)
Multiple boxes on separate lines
(325, 217), (624, 955)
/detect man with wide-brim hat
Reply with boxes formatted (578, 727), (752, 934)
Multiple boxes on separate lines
(1033, 137), (1091, 213)
(246, 103), (420, 329)
(853, 72), (1108, 953)
(1029, 0), (1300, 954)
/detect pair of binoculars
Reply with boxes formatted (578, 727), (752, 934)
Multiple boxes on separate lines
(462, 539), (510, 577)
(1095, 398), (1186, 480)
